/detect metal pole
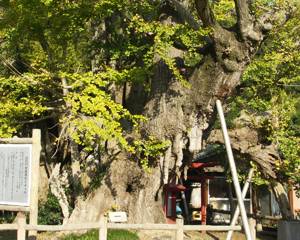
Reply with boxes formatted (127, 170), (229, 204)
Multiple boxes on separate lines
(216, 100), (252, 240)
(226, 168), (254, 240)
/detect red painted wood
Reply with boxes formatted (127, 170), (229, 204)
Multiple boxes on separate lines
(166, 184), (186, 192)
(201, 179), (208, 226)
(171, 193), (177, 217)
(191, 162), (219, 169)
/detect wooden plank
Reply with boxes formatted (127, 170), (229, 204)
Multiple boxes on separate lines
(25, 223), (100, 231)
(0, 138), (33, 144)
(99, 217), (107, 240)
(17, 212), (26, 240)
(26, 223), (177, 231)
(107, 223), (178, 230)
(183, 225), (242, 231)
(24, 223), (241, 232)
(0, 205), (30, 212)
(28, 129), (41, 240)
(175, 218), (184, 240)
(0, 224), (18, 230)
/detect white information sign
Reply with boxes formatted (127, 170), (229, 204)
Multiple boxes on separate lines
(108, 211), (127, 223)
(0, 144), (32, 206)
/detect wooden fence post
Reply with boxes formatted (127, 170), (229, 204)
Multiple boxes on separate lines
(176, 218), (184, 240)
(29, 129), (41, 240)
(17, 212), (26, 240)
(99, 216), (108, 240)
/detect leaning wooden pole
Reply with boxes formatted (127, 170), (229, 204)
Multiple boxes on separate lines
(226, 168), (254, 240)
(216, 100), (252, 240)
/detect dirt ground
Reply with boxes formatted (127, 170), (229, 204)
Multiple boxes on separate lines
(137, 230), (277, 240)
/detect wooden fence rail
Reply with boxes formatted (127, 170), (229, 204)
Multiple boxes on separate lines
(0, 217), (242, 240)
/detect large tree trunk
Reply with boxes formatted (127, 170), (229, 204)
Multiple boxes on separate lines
(69, 43), (254, 224)
(68, 1), (292, 223)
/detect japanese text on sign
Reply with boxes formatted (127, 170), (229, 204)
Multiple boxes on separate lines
(0, 144), (32, 206)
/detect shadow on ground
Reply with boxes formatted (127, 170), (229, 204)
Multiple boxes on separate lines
(0, 231), (16, 240)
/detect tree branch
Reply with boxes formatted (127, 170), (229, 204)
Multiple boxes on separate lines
(169, 0), (201, 30)
(38, 32), (55, 71)
(208, 127), (278, 179)
(194, 0), (215, 27)
(234, 0), (261, 41)
(234, 0), (251, 34)
(20, 113), (56, 124)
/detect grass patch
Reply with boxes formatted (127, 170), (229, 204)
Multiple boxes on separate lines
(61, 229), (139, 240)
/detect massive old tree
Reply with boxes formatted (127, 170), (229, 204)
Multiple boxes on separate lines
(0, 0), (299, 223)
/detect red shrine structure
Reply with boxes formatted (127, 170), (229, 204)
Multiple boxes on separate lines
(163, 145), (226, 225)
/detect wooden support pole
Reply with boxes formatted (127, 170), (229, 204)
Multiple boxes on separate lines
(176, 218), (184, 240)
(249, 184), (256, 240)
(216, 100), (252, 240)
(226, 168), (254, 240)
(99, 216), (108, 240)
(17, 212), (26, 240)
(28, 129), (41, 240)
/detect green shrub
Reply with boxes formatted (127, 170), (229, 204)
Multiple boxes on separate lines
(61, 230), (139, 240)
(38, 191), (63, 225)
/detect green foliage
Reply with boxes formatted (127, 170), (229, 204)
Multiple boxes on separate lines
(82, 164), (107, 198)
(61, 230), (139, 240)
(212, 0), (236, 27)
(0, 0), (209, 166)
(63, 72), (146, 152)
(38, 191), (63, 225)
(228, 7), (300, 189)
(3, 0), (298, 205)
(0, 212), (16, 224)
(0, 73), (59, 137)
(252, 0), (299, 18)
(133, 137), (171, 171)
(128, 15), (209, 86)
(250, 162), (269, 186)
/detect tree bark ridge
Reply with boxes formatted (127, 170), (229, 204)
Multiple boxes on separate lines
(195, 0), (215, 27)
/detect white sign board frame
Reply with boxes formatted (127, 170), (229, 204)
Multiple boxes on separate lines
(0, 129), (41, 239)
(0, 144), (32, 207)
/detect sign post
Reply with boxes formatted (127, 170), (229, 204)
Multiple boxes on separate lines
(0, 129), (41, 240)
(29, 129), (41, 239)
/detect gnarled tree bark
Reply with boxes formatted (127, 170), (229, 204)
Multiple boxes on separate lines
(67, 0), (294, 223)
(208, 127), (293, 218)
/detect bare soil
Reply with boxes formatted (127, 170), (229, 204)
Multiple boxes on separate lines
(137, 230), (276, 240)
